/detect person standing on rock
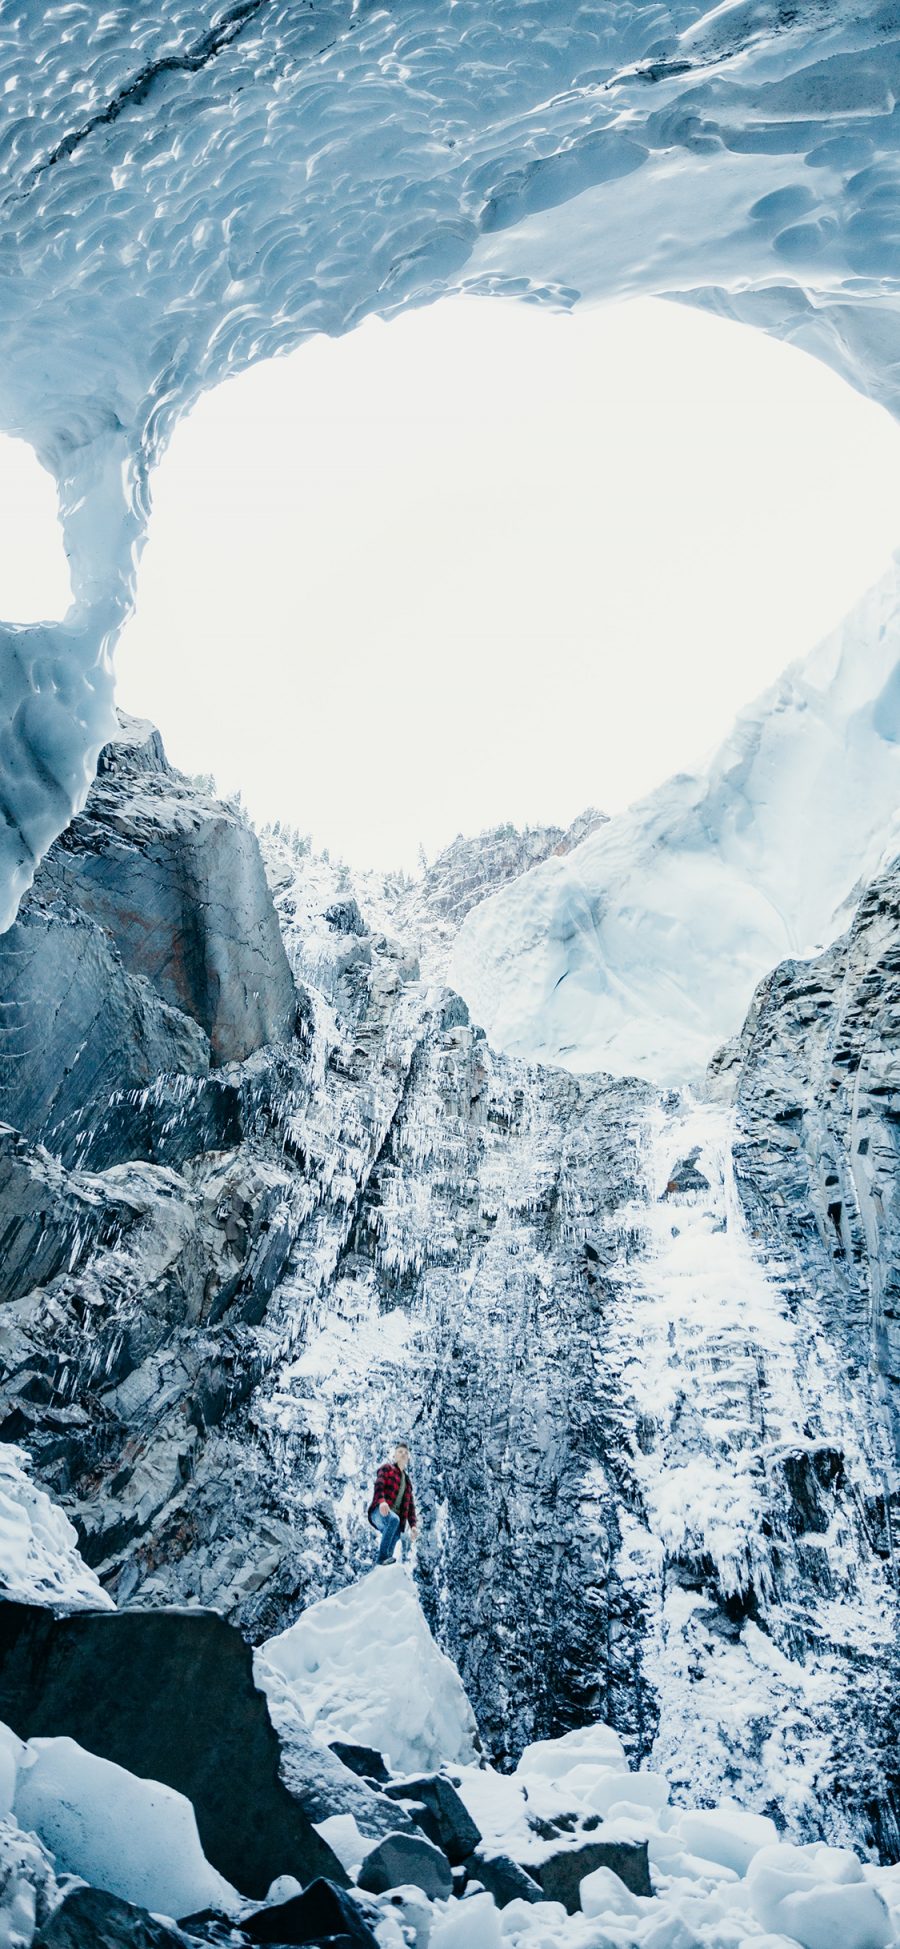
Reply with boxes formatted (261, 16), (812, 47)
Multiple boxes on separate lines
(368, 1442), (417, 1564)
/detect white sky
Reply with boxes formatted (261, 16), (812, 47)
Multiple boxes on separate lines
(3, 295), (900, 872)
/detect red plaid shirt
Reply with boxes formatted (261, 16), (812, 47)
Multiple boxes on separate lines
(369, 1461), (417, 1532)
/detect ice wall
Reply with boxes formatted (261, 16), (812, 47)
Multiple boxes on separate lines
(2, 0), (900, 926)
(451, 557), (900, 1084)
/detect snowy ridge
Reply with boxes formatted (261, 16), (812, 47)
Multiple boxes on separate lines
(451, 558), (900, 1084)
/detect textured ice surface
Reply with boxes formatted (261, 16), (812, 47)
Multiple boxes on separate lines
(255, 1563), (479, 1777)
(4, 1), (900, 926)
(451, 560), (900, 1082)
(11, 1730), (240, 1919)
(0, 1444), (114, 1611)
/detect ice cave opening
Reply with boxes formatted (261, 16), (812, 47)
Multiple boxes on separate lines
(115, 293), (900, 875)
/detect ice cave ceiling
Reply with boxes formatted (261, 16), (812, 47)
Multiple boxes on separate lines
(3, 0), (900, 972)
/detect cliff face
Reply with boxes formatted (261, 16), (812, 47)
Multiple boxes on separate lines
(3, 722), (900, 1854)
(717, 857), (900, 1450)
(0, 723), (652, 1768)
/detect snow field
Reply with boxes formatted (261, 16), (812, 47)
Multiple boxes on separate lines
(255, 1562), (479, 1776)
(0, 1446), (113, 1612)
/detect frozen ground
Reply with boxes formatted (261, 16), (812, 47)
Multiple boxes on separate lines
(2, 1422), (899, 1945)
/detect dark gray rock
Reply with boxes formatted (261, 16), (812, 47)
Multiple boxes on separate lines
(328, 1742), (389, 1785)
(0, 896), (211, 1167)
(35, 1884), (193, 1947)
(0, 1602), (345, 1899)
(0, 712), (298, 1173)
(35, 712), (298, 1067)
(324, 899), (366, 937)
(661, 1147), (710, 1196)
(467, 1851), (543, 1907)
(383, 1774), (480, 1864)
(241, 1879), (379, 1945)
(536, 1838), (651, 1913)
(357, 1831), (453, 1900)
(0, 1123), (138, 1307)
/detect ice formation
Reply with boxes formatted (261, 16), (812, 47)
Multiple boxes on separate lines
(451, 559), (900, 1083)
(9, 1730), (240, 1919)
(256, 1564), (480, 1777)
(3, 0), (900, 945)
(0, 1445), (113, 1612)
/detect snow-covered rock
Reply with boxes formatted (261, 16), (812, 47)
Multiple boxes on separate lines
(12, 1733), (240, 1921)
(0, 1447), (112, 1612)
(0, 1814), (58, 1948)
(256, 1565), (479, 1778)
(6, 732), (900, 1850)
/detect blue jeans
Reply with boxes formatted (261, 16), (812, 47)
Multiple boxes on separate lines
(372, 1508), (401, 1563)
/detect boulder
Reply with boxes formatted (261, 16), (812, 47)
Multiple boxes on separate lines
(383, 1773), (481, 1864)
(663, 1148), (710, 1197)
(467, 1851), (543, 1908)
(0, 1602), (345, 1900)
(357, 1831), (453, 1901)
(536, 1838), (651, 1914)
(34, 1884), (193, 1946)
(328, 1742), (389, 1786)
(241, 1877), (379, 1945)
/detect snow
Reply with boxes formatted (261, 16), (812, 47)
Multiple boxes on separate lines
(746, 1845), (892, 1949)
(314, 1811), (369, 1876)
(11, 1731), (240, 1922)
(0, 1445), (114, 1612)
(450, 559), (900, 1086)
(3, 2), (900, 931)
(255, 1563), (479, 1777)
(0, 1814), (58, 1949)
(598, 1102), (897, 1834)
(447, 1724), (900, 1949)
(431, 1891), (503, 1948)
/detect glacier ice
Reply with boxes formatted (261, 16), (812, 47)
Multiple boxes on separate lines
(451, 559), (900, 1083)
(11, 1731), (241, 1920)
(255, 1563), (479, 1778)
(3, 1), (900, 927)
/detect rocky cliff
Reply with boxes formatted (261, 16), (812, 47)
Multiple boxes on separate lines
(0, 721), (652, 1767)
(3, 719), (900, 1857)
